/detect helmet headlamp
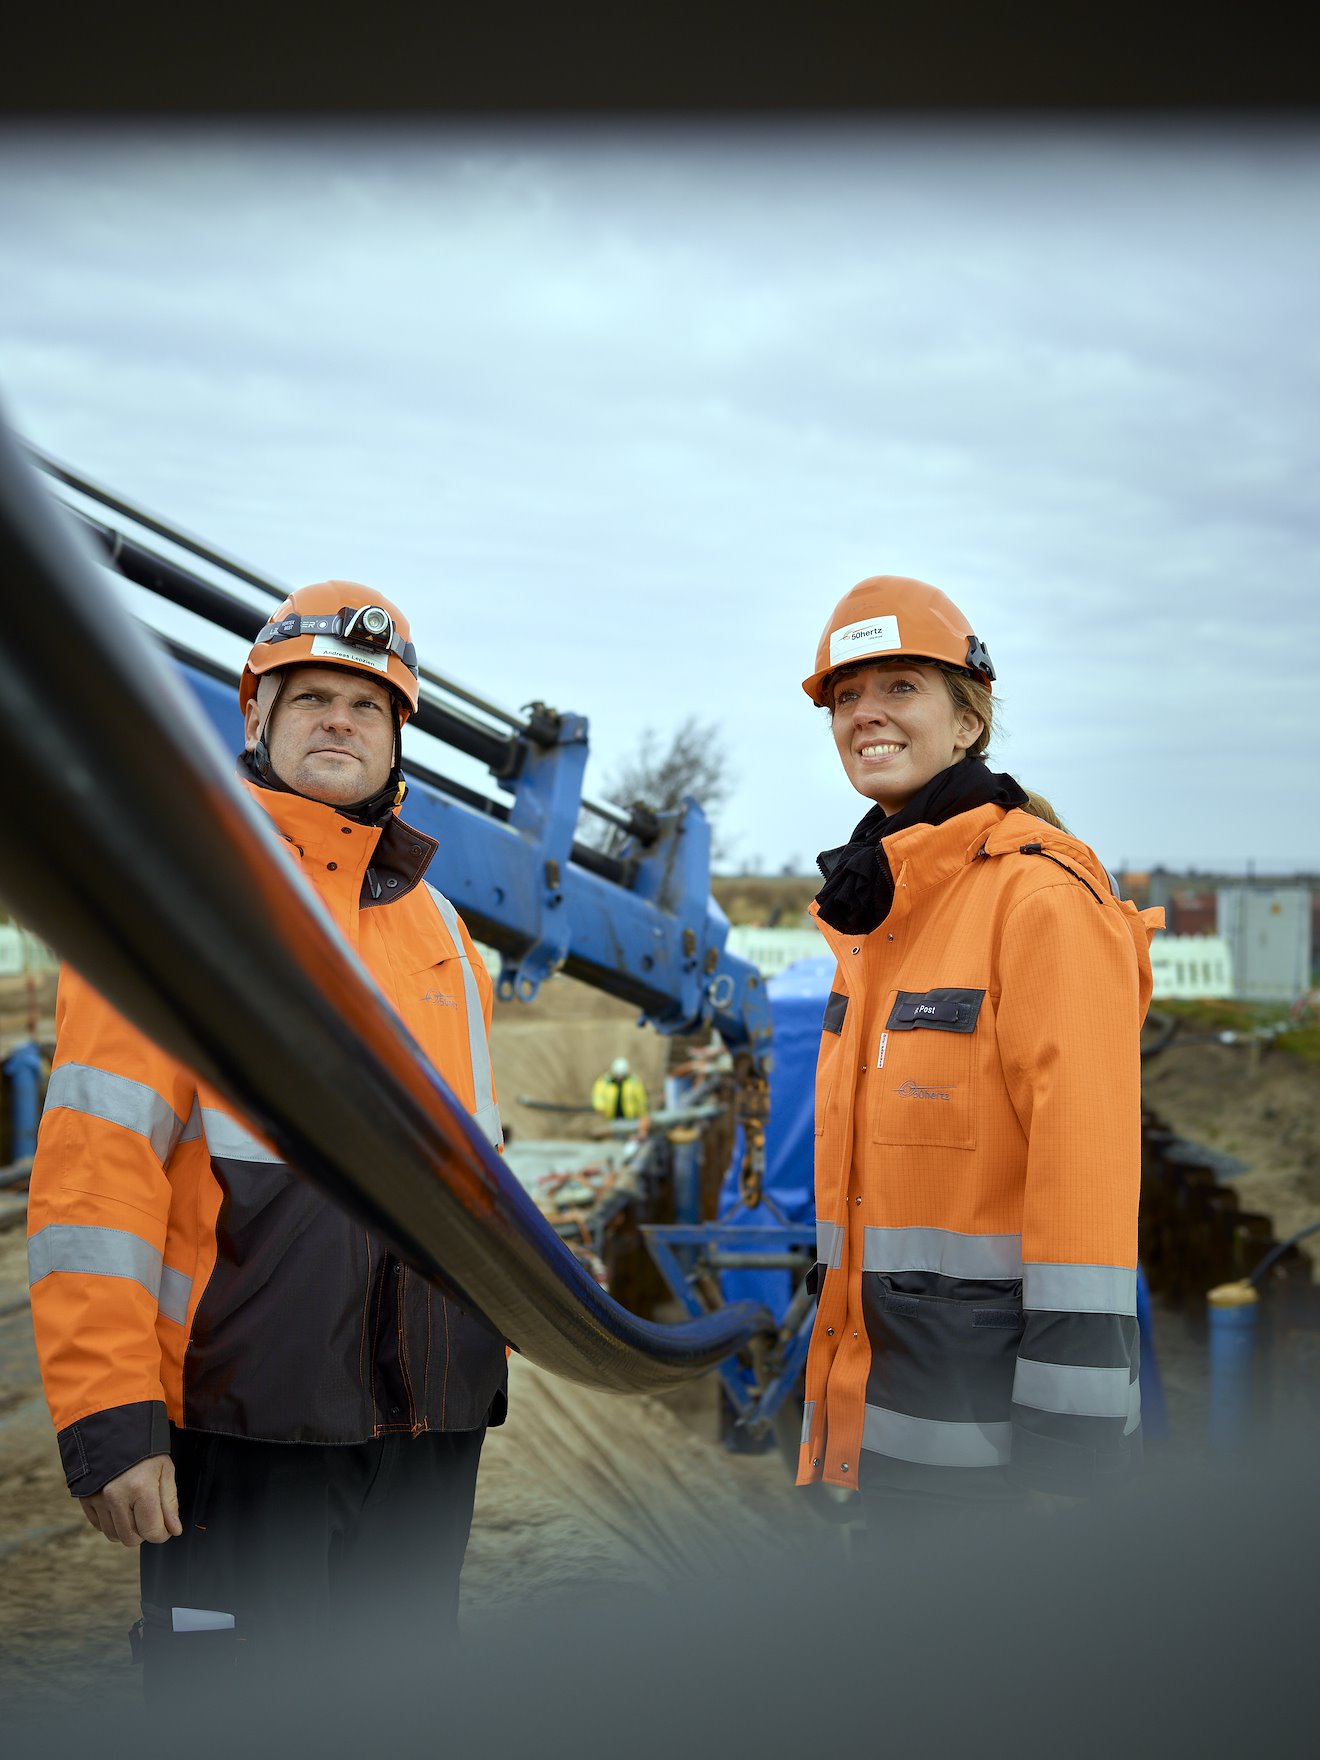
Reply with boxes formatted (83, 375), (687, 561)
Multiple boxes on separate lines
(255, 605), (416, 669)
(342, 603), (394, 649)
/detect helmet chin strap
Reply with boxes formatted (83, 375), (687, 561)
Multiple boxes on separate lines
(250, 673), (286, 784)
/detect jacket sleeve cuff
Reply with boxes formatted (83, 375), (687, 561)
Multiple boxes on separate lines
(58, 1400), (172, 1497)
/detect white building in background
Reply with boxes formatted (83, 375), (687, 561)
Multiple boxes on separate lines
(1217, 886), (1312, 1002)
(726, 920), (1242, 1005)
(1148, 934), (1234, 1001)
(725, 923), (825, 979)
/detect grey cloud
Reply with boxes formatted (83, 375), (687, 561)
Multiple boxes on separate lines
(0, 123), (1316, 871)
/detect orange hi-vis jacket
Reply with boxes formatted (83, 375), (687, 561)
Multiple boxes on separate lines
(797, 803), (1162, 1498)
(27, 781), (508, 1500)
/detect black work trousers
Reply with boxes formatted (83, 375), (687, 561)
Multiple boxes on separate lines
(137, 1423), (485, 1702)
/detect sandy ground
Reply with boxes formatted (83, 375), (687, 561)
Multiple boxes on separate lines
(488, 974), (673, 1148)
(0, 1197), (809, 1711)
(7, 972), (1303, 1713)
(0, 971), (811, 1710)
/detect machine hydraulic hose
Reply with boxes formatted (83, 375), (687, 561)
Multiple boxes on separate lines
(0, 415), (772, 1391)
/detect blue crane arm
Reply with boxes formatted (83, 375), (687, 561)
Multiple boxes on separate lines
(175, 649), (771, 1069)
(31, 439), (772, 1075)
(0, 419), (775, 1386)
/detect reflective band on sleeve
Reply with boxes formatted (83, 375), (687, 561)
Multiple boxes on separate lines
(28, 1226), (194, 1323)
(863, 1225), (1023, 1281)
(1124, 1379), (1142, 1435)
(179, 1095), (203, 1144)
(426, 885), (504, 1150)
(816, 1220), (844, 1269)
(29, 1223), (162, 1300)
(801, 1400), (815, 1447)
(863, 1404), (1012, 1468)
(1012, 1357), (1136, 1420)
(42, 1064), (185, 1165)
(158, 1265), (193, 1325)
(1022, 1263), (1137, 1316)
(200, 1109), (284, 1164)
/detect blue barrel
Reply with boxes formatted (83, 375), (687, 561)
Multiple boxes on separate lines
(1206, 1281), (1260, 1455)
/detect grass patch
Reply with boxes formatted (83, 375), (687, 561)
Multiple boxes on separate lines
(1152, 997), (1292, 1033)
(1151, 996), (1320, 1064)
(1276, 1022), (1320, 1064)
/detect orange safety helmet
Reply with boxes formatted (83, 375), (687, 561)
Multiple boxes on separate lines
(802, 574), (995, 706)
(240, 580), (421, 720)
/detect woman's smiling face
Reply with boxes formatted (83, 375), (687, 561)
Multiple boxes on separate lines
(829, 660), (984, 814)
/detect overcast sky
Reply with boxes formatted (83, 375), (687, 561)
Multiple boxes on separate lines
(1, 123), (1316, 877)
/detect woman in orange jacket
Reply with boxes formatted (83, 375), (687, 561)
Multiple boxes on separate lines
(796, 576), (1161, 1519)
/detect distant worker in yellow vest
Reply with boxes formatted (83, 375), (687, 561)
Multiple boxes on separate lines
(591, 1056), (649, 1121)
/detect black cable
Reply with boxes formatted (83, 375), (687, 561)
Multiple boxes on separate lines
(1248, 1220), (1320, 1288)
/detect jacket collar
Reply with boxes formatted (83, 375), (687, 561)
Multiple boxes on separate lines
(808, 802), (1008, 954)
(241, 778), (438, 907)
(877, 800), (1009, 889)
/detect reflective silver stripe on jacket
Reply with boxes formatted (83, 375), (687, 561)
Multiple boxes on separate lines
(1124, 1379), (1142, 1435)
(158, 1265), (193, 1325)
(863, 1403), (1012, 1469)
(426, 884), (503, 1149)
(816, 1220), (844, 1270)
(1022, 1262), (1137, 1316)
(42, 1064), (185, 1165)
(28, 1223), (193, 1323)
(199, 1108), (283, 1164)
(863, 1225), (1023, 1282)
(801, 1399), (815, 1447)
(1013, 1358), (1141, 1423)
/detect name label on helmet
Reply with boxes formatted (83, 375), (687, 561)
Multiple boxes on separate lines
(830, 615), (902, 666)
(310, 635), (390, 672)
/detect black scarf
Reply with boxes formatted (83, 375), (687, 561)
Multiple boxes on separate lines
(815, 759), (1029, 935)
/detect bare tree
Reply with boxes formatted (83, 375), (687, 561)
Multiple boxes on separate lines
(591, 716), (735, 860)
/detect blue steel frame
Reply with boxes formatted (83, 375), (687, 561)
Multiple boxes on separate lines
(642, 1210), (817, 1438)
(174, 651), (795, 1419)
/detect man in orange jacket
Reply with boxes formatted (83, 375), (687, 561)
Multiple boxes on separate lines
(27, 582), (507, 1690)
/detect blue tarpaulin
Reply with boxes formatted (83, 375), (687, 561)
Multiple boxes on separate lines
(718, 956), (835, 1318)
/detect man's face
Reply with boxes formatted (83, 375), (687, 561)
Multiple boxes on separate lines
(244, 664), (395, 806)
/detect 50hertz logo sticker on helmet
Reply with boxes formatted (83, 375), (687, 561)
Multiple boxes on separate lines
(828, 615), (902, 667)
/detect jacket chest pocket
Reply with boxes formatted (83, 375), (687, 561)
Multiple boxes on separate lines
(382, 917), (466, 1049)
(397, 955), (469, 1057)
(871, 987), (984, 1152)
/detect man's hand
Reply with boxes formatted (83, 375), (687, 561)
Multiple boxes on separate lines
(80, 1454), (182, 1547)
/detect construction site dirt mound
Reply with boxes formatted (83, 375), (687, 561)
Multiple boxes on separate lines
(1142, 1039), (1320, 1276)
(0, 1212), (808, 1711)
(489, 975), (673, 1147)
(0, 970), (808, 1710)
